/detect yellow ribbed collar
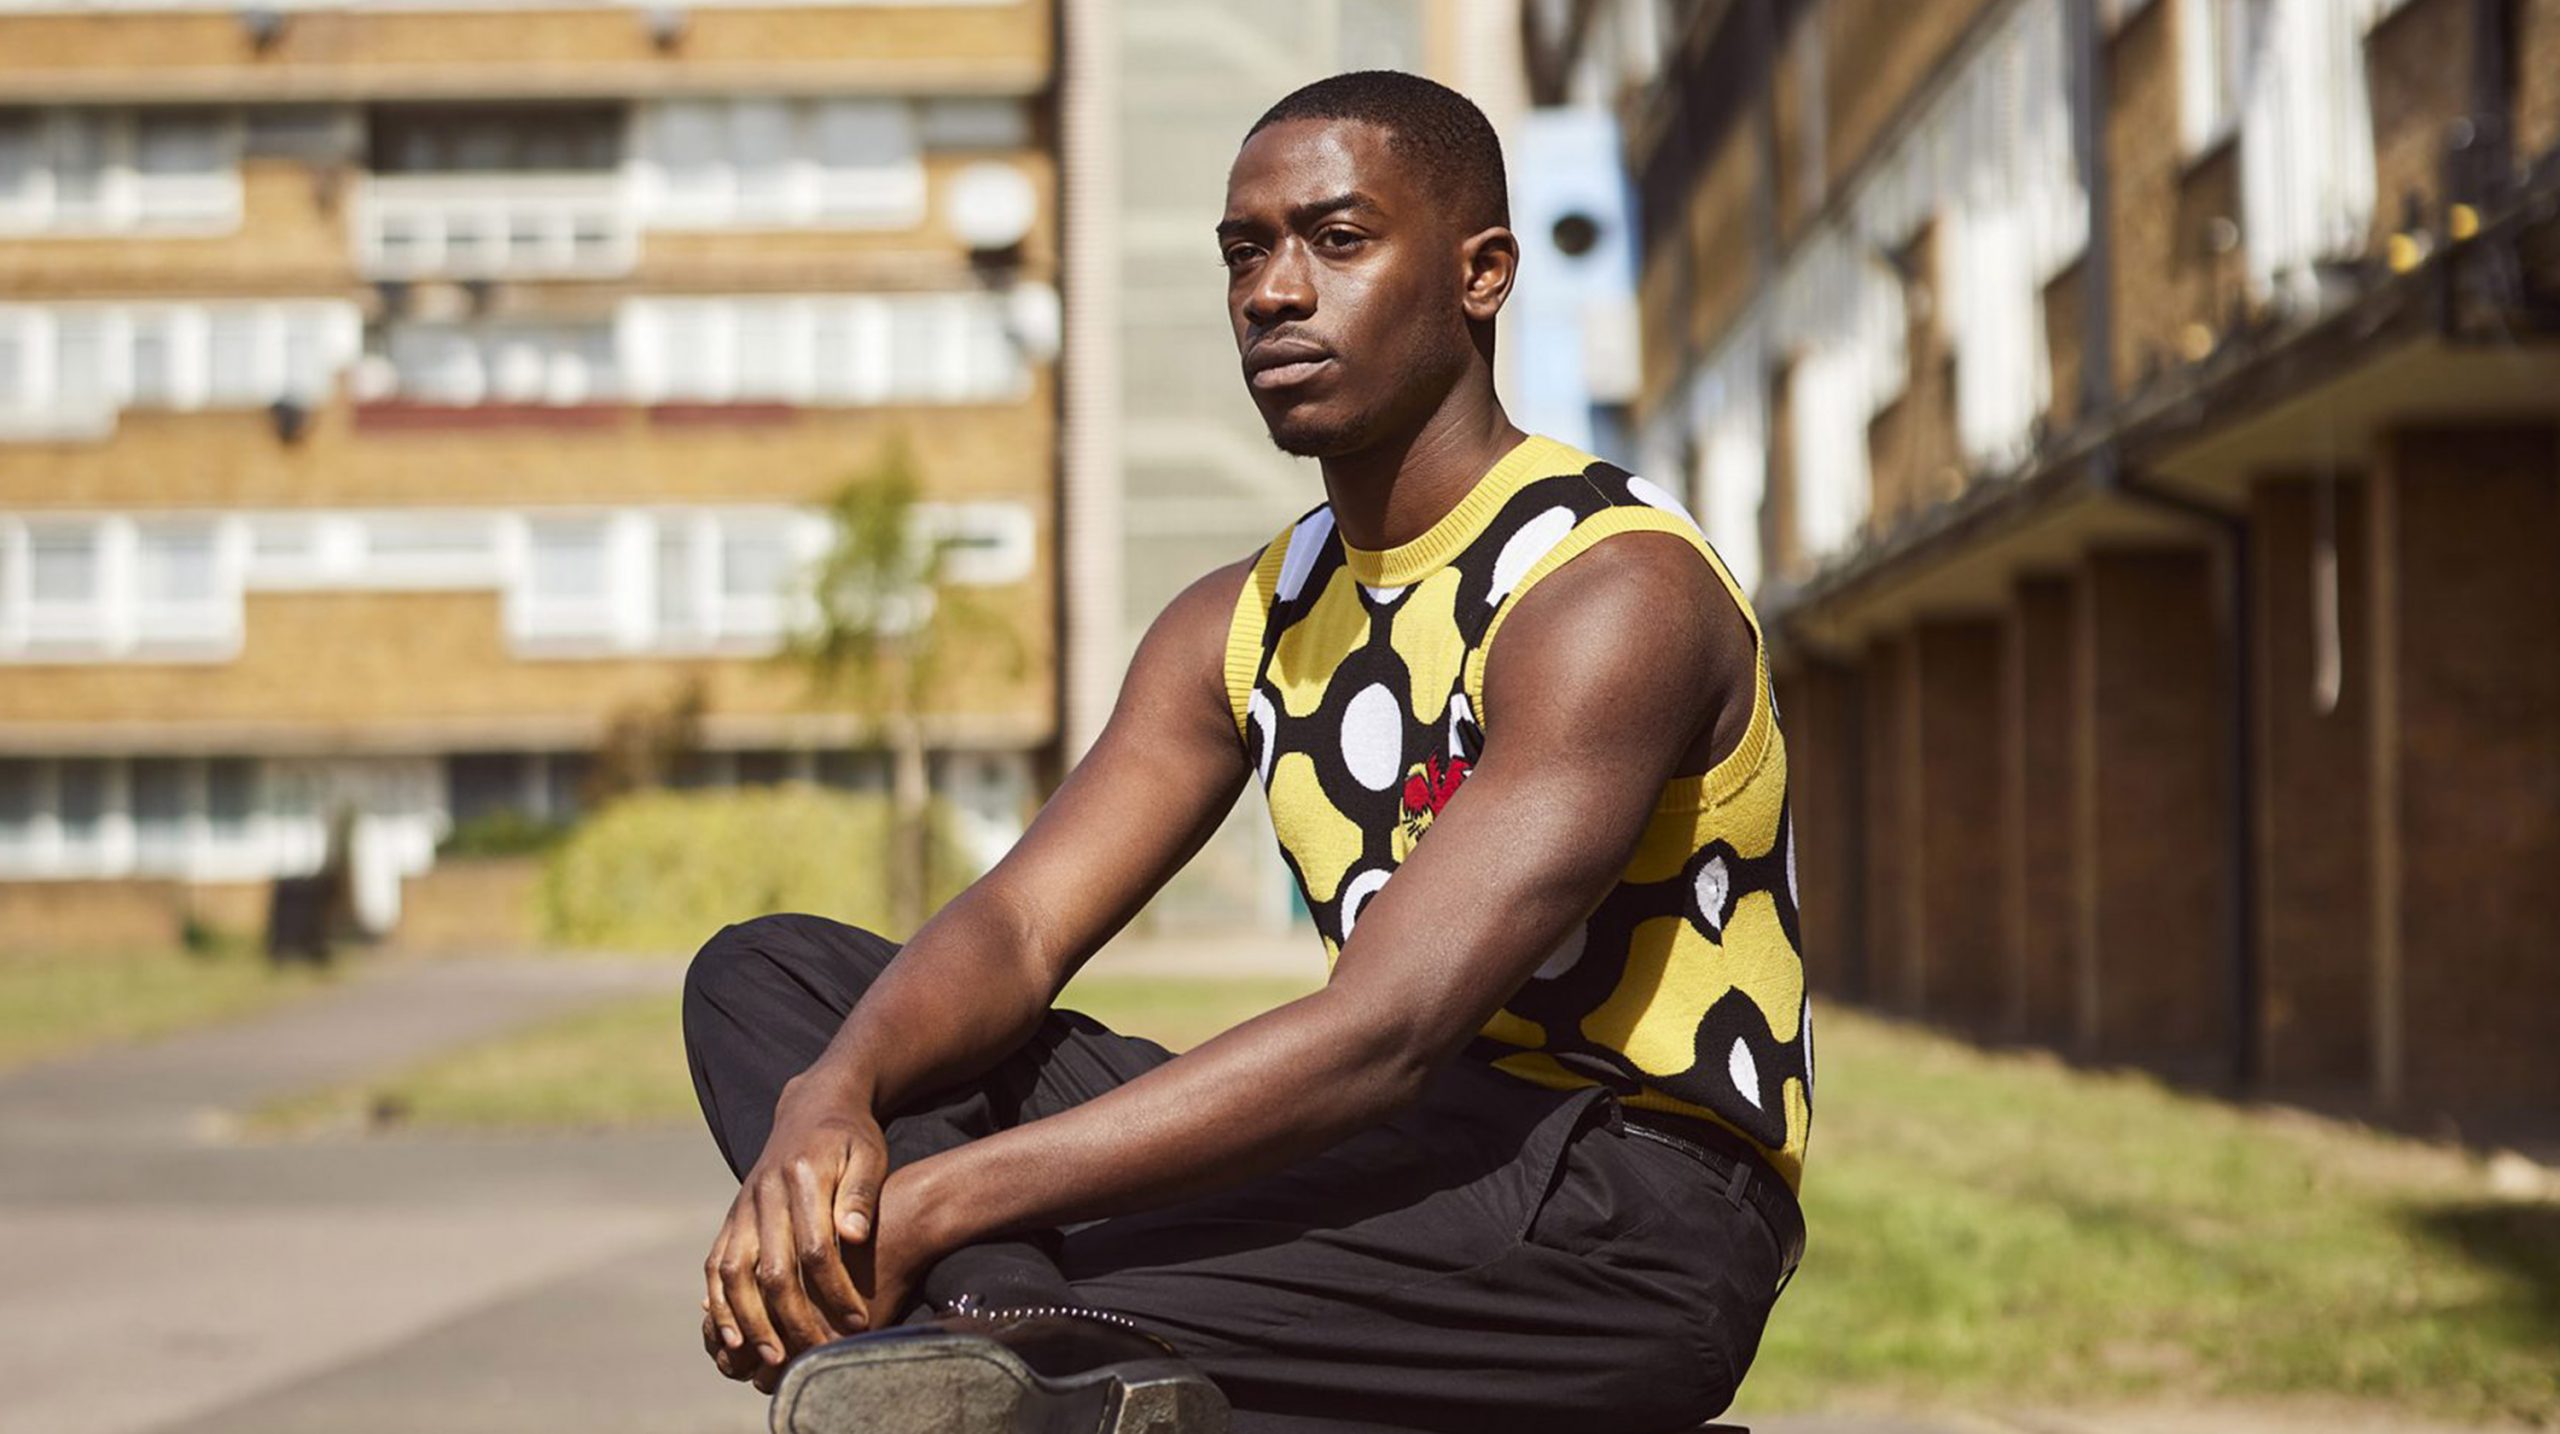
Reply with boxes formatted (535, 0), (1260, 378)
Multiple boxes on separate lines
(1336, 432), (1584, 587)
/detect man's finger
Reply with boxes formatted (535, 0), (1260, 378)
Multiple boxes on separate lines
(784, 1156), (869, 1333)
(751, 1175), (834, 1359)
(704, 1223), (748, 1357)
(835, 1134), (882, 1245)
(718, 1207), (784, 1372)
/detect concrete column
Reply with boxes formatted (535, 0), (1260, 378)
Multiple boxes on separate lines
(2075, 547), (2232, 1065)
(1911, 618), (2007, 1029)
(2006, 575), (2079, 1042)
(2369, 427), (2560, 1117)
(2249, 477), (2373, 1089)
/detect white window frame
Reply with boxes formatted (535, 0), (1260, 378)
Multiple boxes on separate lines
(633, 97), (927, 232)
(0, 107), (243, 236)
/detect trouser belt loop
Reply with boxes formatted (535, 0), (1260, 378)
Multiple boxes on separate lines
(1720, 1153), (1751, 1211)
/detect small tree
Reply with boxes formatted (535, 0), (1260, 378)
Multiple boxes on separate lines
(784, 436), (1026, 934)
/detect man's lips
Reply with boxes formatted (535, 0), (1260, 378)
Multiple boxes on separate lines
(1247, 355), (1335, 391)
(1243, 337), (1335, 393)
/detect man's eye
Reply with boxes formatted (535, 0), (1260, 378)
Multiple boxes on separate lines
(1221, 246), (1258, 269)
(1317, 229), (1364, 250)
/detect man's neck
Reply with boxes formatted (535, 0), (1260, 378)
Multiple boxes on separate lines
(1317, 385), (1527, 554)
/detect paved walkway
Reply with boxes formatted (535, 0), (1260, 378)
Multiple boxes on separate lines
(0, 953), (769, 1434)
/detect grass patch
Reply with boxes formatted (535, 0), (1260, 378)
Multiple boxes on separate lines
(243, 971), (1319, 1137)
(0, 943), (344, 1074)
(238, 977), (2560, 1421)
(1734, 1007), (2560, 1424)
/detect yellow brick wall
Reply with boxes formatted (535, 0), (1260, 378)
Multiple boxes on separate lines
(1820, 0), (2000, 200)
(0, 371), (1053, 511)
(2523, 0), (2560, 163)
(0, 577), (1053, 735)
(1684, 122), (1762, 364)
(0, 3), (1051, 99)
(2366, 0), (2471, 248)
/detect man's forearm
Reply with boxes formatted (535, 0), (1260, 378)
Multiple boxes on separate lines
(891, 986), (1434, 1257)
(794, 886), (1060, 1117)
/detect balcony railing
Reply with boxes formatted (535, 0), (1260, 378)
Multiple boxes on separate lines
(353, 172), (638, 281)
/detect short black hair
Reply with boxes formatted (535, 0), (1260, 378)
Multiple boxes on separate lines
(1243, 69), (1509, 235)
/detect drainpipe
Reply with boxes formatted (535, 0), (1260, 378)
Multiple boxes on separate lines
(2068, 0), (2255, 1091)
(2099, 464), (2261, 1093)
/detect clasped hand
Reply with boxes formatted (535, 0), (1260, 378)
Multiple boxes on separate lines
(700, 1078), (934, 1395)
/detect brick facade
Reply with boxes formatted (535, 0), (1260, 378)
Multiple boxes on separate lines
(2249, 478), (2373, 1087)
(1911, 618), (2007, 1029)
(2005, 574), (2078, 1043)
(2079, 547), (2231, 1063)
(2374, 427), (2560, 1114)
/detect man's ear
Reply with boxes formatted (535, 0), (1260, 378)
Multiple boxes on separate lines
(1458, 225), (1519, 323)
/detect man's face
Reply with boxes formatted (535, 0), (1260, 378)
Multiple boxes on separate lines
(1218, 118), (1478, 457)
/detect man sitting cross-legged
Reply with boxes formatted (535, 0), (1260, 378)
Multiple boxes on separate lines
(681, 68), (1812, 1434)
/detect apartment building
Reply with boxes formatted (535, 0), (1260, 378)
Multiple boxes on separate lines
(0, 0), (1063, 945)
(1528, 0), (2560, 1129)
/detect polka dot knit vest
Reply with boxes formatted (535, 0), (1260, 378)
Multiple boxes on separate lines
(1222, 432), (1813, 1192)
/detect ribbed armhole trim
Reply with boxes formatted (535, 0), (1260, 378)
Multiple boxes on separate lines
(1224, 534), (1292, 742)
(1337, 433), (1575, 587)
(1461, 504), (1776, 813)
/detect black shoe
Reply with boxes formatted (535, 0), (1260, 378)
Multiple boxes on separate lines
(767, 1295), (1229, 1434)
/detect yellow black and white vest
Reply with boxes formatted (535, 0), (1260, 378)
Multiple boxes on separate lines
(1222, 432), (1812, 1191)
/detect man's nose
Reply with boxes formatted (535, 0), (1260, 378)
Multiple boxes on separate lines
(1242, 239), (1315, 326)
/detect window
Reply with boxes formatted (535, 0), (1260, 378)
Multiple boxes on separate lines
(641, 98), (923, 230)
(369, 105), (622, 175)
(656, 521), (703, 639)
(0, 110), (38, 217)
(364, 513), (499, 587)
(206, 757), (255, 839)
(54, 310), (109, 415)
(206, 309), (265, 406)
(2176, 0), (2246, 155)
(131, 757), (189, 869)
(135, 522), (218, 605)
(137, 111), (221, 174)
(0, 317), (26, 411)
(520, 515), (620, 642)
(917, 99), (1028, 151)
(56, 758), (107, 849)
(50, 111), (108, 223)
(733, 303), (797, 400)
(127, 309), (183, 407)
(0, 108), (241, 233)
(529, 519), (608, 600)
(717, 514), (798, 638)
(25, 522), (104, 643)
(0, 759), (37, 863)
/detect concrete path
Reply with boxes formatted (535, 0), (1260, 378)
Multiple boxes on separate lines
(0, 953), (768, 1434)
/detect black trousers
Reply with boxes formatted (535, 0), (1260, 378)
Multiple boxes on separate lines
(681, 913), (1791, 1434)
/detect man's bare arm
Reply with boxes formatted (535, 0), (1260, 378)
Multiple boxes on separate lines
(803, 554), (1259, 1117)
(701, 552), (1256, 1378)
(887, 530), (1751, 1253)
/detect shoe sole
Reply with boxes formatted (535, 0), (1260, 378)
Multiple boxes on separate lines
(769, 1330), (1229, 1434)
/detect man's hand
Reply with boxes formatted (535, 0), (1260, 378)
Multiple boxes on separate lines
(702, 1073), (886, 1389)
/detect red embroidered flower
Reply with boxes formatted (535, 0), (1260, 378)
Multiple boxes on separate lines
(1401, 755), (1471, 821)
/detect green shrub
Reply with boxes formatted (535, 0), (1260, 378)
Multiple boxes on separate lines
(538, 784), (978, 953)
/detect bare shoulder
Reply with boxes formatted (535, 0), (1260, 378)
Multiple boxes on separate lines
(1481, 527), (1755, 755)
(1106, 550), (1267, 746)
